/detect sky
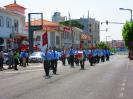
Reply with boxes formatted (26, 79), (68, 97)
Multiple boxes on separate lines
(0, 0), (133, 41)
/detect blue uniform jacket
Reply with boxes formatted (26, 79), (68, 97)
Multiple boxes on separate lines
(51, 51), (59, 60)
(42, 51), (51, 61)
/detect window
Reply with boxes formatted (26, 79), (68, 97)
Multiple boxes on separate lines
(89, 29), (92, 32)
(56, 36), (60, 45)
(6, 17), (12, 28)
(14, 19), (19, 32)
(0, 16), (4, 27)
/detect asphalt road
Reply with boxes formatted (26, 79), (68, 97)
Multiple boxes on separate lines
(0, 55), (133, 99)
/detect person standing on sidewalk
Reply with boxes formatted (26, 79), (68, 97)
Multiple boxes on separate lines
(26, 50), (29, 66)
(13, 50), (19, 70)
(21, 50), (27, 67)
(0, 50), (4, 71)
(8, 49), (14, 69)
(42, 48), (51, 78)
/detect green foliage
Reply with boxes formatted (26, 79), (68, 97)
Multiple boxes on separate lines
(59, 20), (84, 29)
(122, 21), (133, 49)
(96, 42), (110, 49)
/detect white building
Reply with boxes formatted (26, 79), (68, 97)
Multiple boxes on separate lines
(72, 27), (82, 48)
(25, 19), (83, 51)
(0, 1), (26, 50)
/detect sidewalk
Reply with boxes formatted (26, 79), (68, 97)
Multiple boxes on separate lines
(1, 61), (63, 72)
(122, 60), (133, 98)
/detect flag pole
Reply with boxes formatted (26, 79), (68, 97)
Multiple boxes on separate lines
(46, 30), (48, 48)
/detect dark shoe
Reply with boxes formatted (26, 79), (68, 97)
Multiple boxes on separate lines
(14, 68), (18, 70)
(45, 75), (51, 79)
(53, 72), (56, 75)
(80, 68), (84, 70)
(8, 67), (12, 69)
(0, 68), (3, 71)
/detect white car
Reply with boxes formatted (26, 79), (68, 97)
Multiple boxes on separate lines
(29, 52), (43, 63)
(4, 53), (8, 64)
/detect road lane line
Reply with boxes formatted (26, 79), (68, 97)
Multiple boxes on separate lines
(123, 79), (127, 82)
(121, 87), (125, 91)
(121, 83), (126, 86)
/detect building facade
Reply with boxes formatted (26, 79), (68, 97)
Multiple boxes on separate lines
(0, 1), (26, 50)
(88, 18), (100, 45)
(25, 19), (76, 51)
(76, 18), (100, 45)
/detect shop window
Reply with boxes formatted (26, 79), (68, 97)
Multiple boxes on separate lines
(14, 19), (19, 32)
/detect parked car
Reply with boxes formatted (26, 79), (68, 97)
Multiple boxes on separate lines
(3, 53), (8, 64)
(110, 52), (115, 55)
(29, 52), (43, 63)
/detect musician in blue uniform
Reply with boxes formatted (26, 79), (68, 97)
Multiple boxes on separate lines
(105, 48), (110, 61)
(61, 47), (66, 66)
(74, 48), (79, 66)
(88, 49), (93, 66)
(51, 47), (59, 74)
(69, 47), (75, 67)
(42, 48), (51, 78)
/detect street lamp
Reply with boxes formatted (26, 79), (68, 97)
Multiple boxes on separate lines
(119, 8), (132, 22)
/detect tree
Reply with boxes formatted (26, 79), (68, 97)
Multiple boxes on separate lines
(96, 42), (110, 49)
(59, 20), (84, 29)
(122, 21), (133, 49)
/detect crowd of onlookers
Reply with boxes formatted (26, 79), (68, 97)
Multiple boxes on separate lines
(0, 49), (29, 71)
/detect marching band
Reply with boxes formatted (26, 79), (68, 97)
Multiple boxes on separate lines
(41, 47), (111, 78)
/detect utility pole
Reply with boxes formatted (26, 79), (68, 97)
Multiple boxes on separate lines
(68, 12), (73, 47)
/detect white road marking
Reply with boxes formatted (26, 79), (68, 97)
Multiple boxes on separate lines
(121, 83), (126, 86)
(123, 79), (127, 82)
(121, 87), (125, 91)
(119, 93), (124, 97)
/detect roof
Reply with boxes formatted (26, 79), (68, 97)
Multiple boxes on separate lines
(4, 3), (26, 9)
(25, 19), (71, 32)
(25, 19), (59, 27)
